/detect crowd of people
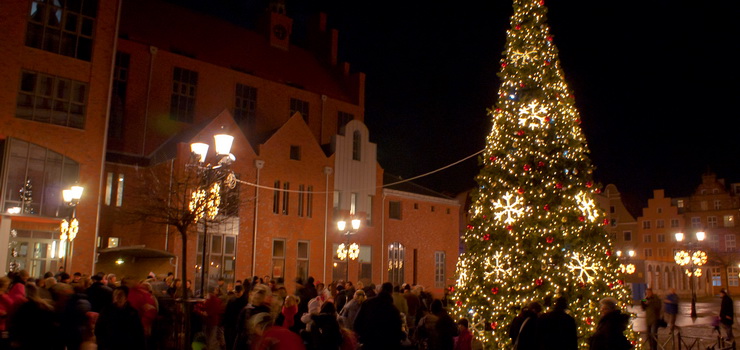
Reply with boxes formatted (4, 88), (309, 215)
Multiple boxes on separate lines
(0, 269), (480, 350)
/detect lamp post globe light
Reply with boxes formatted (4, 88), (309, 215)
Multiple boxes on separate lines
(59, 185), (83, 272)
(189, 133), (237, 298)
(674, 231), (707, 319)
(337, 218), (361, 283)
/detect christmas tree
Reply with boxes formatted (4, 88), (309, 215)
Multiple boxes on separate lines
(451, 0), (638, 348)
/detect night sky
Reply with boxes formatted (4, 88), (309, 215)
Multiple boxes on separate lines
(175, 0), (740, 211)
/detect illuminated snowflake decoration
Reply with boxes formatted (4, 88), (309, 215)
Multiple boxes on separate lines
(492, 192), (526, 225)
(511, 48), (538, 65)
(518, 100), (549, 129)
(470, 316), (488, 336)
(566, 252), (600, 283)
(483, 251), (511, 281)
(575, 191), (600, 222)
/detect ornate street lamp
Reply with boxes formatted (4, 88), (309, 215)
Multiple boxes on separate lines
(337, 218), (361, 283)
(674, 231), (706, 319)
(616, 250), (636, 275)
(189, 133), (237, 298)
(59, 185), (83, 272)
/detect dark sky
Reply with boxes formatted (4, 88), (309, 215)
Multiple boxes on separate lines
(176, 0), (740, 210)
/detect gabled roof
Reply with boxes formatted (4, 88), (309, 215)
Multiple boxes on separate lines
(383, 173), (456, 200)
(119, 0), (356, 103)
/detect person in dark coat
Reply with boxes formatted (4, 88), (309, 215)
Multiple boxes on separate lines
(509, 301), (542, 350)
(85, 273), (113, 313)
(536, 296), (577, 350)
(354, 282), (405, 350)
(589, 297), (632, 350)
(306, 301), (344, 350)
(720, 289), (734, 341)
(8, 283), (57, 350)
(95, 286), (146, 350)
(640, 288), (661, 350)
(222, 284), (248, 350)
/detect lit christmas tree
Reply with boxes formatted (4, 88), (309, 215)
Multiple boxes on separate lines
(451, 0), (638, 348)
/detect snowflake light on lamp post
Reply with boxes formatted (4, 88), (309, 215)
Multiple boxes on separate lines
(674, 231), (706, 319)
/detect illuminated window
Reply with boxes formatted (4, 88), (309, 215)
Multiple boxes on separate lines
(388, 242), (405, 286)
(712, 268), (722, 286)
(728, 267), (739, 287)
(115, 174), (124, 207)
(724, 215), (735, 227)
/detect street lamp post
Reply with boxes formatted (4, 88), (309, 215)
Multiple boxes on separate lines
(674, 231), (707, 319)
(336, 218), (361, 283)
(189, 133), (237, 298)
(59, 185), (83, 273)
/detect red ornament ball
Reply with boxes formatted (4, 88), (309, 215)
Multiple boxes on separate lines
(586, 181), (593, 188)
(517, 130), (525, 136)
(491, 287), (499, 294)
(517, 188), (525, 194)
(523, 164), (531, 171)
(537, 161), (545, 167)
(535, 279), (543, 286)
(543, 204), (550, 211)
(578, 216), (585, 222)
(506, 225), (513, 231)
(483, 234), (490, 241)
(555, 183), (563, 189)
(491, 322), (498, 329)
(456, 301), (463, 306)
(546, 236), (554, 243)
(515, 25), (521, 30)
(606, 250), (612, 256)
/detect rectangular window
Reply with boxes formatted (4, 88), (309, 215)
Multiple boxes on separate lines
(297, 241), (309, 283)
(350, 193), (358, 215)
(332, 243), (347, 282)
(105, 172), (113, 206)
(623, 231), (632, 241)
(235, 83), (257, 129)
(170, 67), (198, 122)
(109, 51), (130, 139)
(725, 215), (735, 227)
(116, 174), (124, 207)
(642, 220), (651, 229)
(644, 234), (652, 243)
(434, 251), (445, 288)
(657, 234), (665, 243)
(670, 219), (679, 228)
(359, 245), (372, 281)
(656, 220), (664, 228)
(25, 0), (98, 61)
(726, 234), (736, 252)
(691, 217), (702, 228)
(712, 268), (722, 286)
(708, 216), (718, 228)
(729, 267), (740, 287)
(366, 195), (373, 226)
(290, 98), (309, 123)
(272, 239), (285, 279)
(16, 70), (87, 128)
(352, 131), (361, 161)
(333, 191), (340, 210)
(290, 145), (301, 160)
(715, 200), (722, 210)
(306, 186), (313, 218)
(677, 199), (685, 208)
(389, 201), (402, 220)
(644, 248), (652, 258)
(711, 234), (720, 249)
(658, 248), (666, 257)
(273, 181), (280, 214)
(282, 182), (290, 215)
(297, 185), (305, 217)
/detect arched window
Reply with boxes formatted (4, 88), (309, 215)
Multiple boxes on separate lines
(352, 131), (361, 161)
(647, 265), (654, 288)
(388, 242), (405, 286)
(2, 138), (79, 217)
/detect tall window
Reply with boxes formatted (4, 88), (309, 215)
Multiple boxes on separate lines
(195, 219), (238, 290)
(710, 234), (720, 249)
(272, 181), (280, 214)
(337, 111), (353, 134)
(643, 235), (652, 243)
(388, 242), (405, 286)
(725, 215), (735, 227)
(726, 234), (736, 252)
(670, 219), (679, 227)
(282, 182), (290, 215)
(715, 200), (722, 210)
(290, 98), (309, 123)
(108, 52), (130, 139)
(306, 186), (313, 218)
(366, 195), (373, 226)
(2, 138), (79, 216)
(712, 267), (722, 286)
(17, 70), (87, 129)
(297, 241), (309, 283)
(235, 83), (257, 129)
(272, 239), (285, 279)
(297, 185), (305, 217)
(656, 220), (664, 228)
(350, 193), (358, 215)
(434, 251), (446, 288)
(708, 216), (718, 228)
(389, 201), (402, 220)
(352, 131), (361, 161)
(25, 0), (98, 61)
(105, 172), (124, 207)
(642, 220), (651, 229)
(729, 267), (740, 287)
(170, 67), (198, 122)
(359, 245), (372, 281)
(691, 217), (701, 228)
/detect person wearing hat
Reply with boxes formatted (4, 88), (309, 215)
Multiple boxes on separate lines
(720, 289), (734, 341)
(86, 272), (113, 313)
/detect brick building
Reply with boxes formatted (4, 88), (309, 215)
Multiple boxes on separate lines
(0, 0), (460, 298)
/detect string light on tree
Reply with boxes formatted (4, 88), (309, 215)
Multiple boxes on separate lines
(450, 0), (637, 347)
